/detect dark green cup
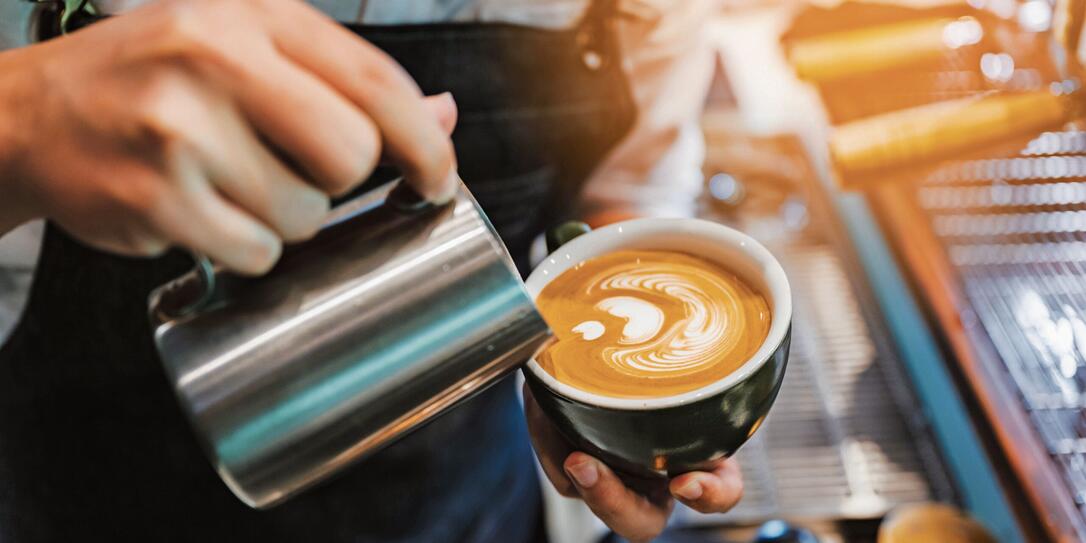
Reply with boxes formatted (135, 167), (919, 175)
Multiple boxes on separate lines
(523, 218), (792, 478)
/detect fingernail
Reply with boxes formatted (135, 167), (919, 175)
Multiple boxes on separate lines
(675, 480), (703, 501)
(429, 169), (461, 205)
(244, 231), (282, 276)
(292, 190), (330, 238)
(566, 460), (599, 489)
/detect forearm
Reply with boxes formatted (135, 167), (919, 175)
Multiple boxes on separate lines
(0, 47), (43, 236)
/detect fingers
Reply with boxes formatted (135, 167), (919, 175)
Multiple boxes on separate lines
(186, 92), (330, 242)
(232, 52), (456, 197)
(207, 139), (330, 243)
(264, 1), (458, 202)
(522, 384), (578, 497)
(155, 147), (283, 275)
(523, 383), (740, 541)
(668, 457), (744, 515)
(125, 76), (288, 272)
(564, 452), (672, 543)
(230, 51), (383, 196)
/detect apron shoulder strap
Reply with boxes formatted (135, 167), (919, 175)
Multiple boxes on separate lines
(575, 0), (624, 73)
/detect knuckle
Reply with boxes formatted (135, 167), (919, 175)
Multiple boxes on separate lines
(155, 3), (213, 54)
(131, 79), (193, 153)
(359, 53), (410, 93)
(153, 2), (255, 77)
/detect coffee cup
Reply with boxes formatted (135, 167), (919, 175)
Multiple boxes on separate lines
(523, 217), (792, 478)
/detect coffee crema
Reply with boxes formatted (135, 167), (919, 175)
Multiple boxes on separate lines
(535, 249), (771, 399)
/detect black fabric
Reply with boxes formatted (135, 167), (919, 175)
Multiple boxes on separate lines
(0, 12), (634, 543)
(353, 18), (634, 271)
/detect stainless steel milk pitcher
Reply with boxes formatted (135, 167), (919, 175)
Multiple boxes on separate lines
(147, 178), (551, 509)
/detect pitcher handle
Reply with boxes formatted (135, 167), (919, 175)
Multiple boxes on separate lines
(545, 221), (592, 254)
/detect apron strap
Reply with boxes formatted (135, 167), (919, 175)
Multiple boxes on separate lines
(575, 0), (623, 74)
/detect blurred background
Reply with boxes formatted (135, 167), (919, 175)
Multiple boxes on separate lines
(680, 0), (1085, 540)
(4, 0), (1086, 541)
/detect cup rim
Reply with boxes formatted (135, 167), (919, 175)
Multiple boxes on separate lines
(524, 217), (792, 411)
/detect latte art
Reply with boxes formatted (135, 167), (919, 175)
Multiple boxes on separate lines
(536, 250), (771, 399)
(595, 273), (730, 376)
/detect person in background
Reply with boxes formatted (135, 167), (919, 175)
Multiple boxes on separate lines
(0, 0), (742, 541)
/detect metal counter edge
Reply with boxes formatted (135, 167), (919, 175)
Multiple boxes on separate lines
(835, 192), (1026, 543)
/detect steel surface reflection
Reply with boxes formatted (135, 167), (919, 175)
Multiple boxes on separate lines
(149, 180), (551, 508)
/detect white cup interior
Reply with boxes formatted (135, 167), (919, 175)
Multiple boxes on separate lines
(524, 217), (792, 410)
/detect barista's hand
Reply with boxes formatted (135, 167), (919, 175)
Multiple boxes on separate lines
(0, 0), (458, 274)
(524, 385), (744, 543)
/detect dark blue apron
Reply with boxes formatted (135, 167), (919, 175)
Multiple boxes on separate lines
(0, 4), (634, 542)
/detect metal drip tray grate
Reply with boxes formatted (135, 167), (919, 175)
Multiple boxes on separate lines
(677, 224), (936, 525)
(914, 131), (1086, 519)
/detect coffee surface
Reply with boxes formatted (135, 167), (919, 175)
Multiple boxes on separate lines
(535, 249), (771, 399)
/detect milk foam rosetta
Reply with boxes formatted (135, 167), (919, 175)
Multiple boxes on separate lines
(535, 250), (772, 399)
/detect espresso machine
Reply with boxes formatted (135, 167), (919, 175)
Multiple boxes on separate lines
(652, 0), (1086, 540)
(697, 0), (1086, 540)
